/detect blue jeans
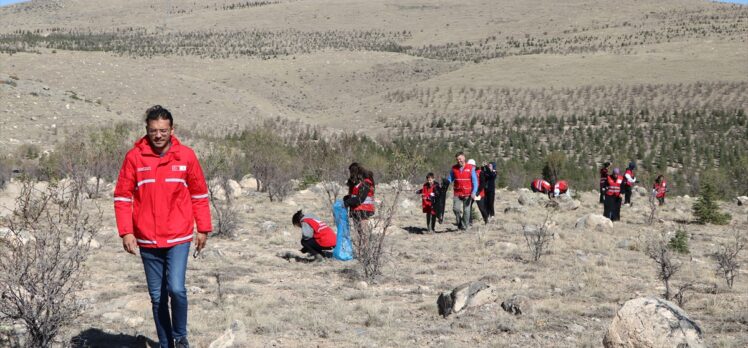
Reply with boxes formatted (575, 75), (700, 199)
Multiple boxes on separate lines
(140, 242), (190, 348)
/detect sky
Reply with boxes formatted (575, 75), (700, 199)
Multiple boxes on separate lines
(1, 0), (747, 7)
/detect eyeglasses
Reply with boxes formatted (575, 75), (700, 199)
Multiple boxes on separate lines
(147, 128), (171, 136)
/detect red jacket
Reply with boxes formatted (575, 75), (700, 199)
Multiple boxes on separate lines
(350, 178), (375, 213)
(606, 175), (624, 197)
(114, 136), (212, 248)
(654, 180), (667, 198)
(531, 179), (551, 193)
(623, 169), (636, 187)
(419, 183), (437, 214)
(452, 164), (474, 197)
(554, 180), (568, 195)
(302, 217), (336, 248)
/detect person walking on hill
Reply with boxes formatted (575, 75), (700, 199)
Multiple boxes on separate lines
(471, 159), (490, 225)
(292, 210), (336, 261)
(652, 175), (668, 206)
(447, 152), (477, 230)
(603, 168), (624, 221)
(482, 162), (498, 219)
(416, 173), (441, 233)
(344, 162), (375, 232)
(622, 162), (637, 206)
(599, 162), (610, 203)
(114, 105), (211, 348)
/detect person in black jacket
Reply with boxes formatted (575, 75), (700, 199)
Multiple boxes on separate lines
(482, 162), (498, 219)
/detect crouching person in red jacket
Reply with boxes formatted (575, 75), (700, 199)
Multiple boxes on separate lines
(113, 105), (211, 348)
(292, 210), (336, 261)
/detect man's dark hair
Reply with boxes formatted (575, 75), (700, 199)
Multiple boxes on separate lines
(292, 210), (303, 226)
(426, 172), (435, 179)
(455, 151), (464, 158)
(145, 105), (173, 126)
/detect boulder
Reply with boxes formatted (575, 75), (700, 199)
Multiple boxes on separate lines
(736, 196), (748, 206)
(603, 297), (704, 348)
(575, 214), (613, 231)
(635, 186), (648, 197)
(501, 294), (530, 315)
(437, 280), (497, 317)
(239, 175), (258, 191)
(227, 179), (242, 199)
(209, 320), (247, 348)
(399, 198), (415, 210)
(517, 190), (537, 206)
(260, 221), (278, 234)
(0, 228), (35, 246)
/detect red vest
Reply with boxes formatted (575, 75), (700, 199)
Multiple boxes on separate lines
(302, 217), (337, 248)
(532, 179), (551, 193)
(654, 180), (667, 198)
(351, 178), (375, 212)
(606, 175), (624, 197)
(420, 183), (436, 214)
(554, 180), (568, 194)
(452, 164), (474, 197)
(623, 169), (635, 187)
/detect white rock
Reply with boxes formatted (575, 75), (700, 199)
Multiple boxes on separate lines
(227, 179), (242, 198)
(239, 175), (258, 190)
(574, 214), (613, 231)
(603, 297), (705, 348)
(209, 320), (247, 348)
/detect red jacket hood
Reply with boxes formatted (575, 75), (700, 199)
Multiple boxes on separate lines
(134, 135), (184, 160)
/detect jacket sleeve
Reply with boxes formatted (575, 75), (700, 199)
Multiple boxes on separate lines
(187, 154), (212, 233)
(470, 169), (478, 196)
(113, 154), (136, 237)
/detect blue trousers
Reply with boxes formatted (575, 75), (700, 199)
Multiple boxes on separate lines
(140, 242), (190, 348)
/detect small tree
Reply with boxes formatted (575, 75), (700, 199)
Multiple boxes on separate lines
(668, 226), (689, 254)
(647, 190), (657, 225)
(693, 182), (731, 225)
(714, 226), (745, 288)
(523, 214), (554, 262)
(542, 151), (566, 183)
(645, 232), (681, 301)
(0, 179), (100, 347)
(200, 143), (240, 238)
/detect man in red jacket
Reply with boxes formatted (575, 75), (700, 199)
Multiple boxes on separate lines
(113, 105), (211, 348)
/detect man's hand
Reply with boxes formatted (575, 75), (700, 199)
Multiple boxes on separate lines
(471, 194), (477, 200)
(122, 234), (137, 255)
(196, 232), (208, 252)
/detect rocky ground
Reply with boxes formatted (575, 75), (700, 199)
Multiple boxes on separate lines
(2, 179), (746, 347)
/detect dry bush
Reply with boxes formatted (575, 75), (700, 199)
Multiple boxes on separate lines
(645, 232), (683, 301)
(714, 225), (745, 289)
(200, 143), (241, 238)
(0, 180), (100, 347)
(523, 214), (554, 262)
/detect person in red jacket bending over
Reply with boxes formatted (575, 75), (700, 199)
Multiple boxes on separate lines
(530, 178), (552, 196)
(416, 172), (441, 233)
(113, 105), (211, 348)
(292, 210), (337, 261)
(344, 162), (375, 232)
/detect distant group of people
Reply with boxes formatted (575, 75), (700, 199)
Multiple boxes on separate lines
(599, 161), (668, 221)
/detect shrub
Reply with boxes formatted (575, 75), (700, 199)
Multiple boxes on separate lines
(645, 232), (681, 301)
(668, 227), (689, 254)
(714, 226), (745, 288)
(0, 179), (100, 347)
(693, 183), (731, 225)
(523, 215), (554, 262)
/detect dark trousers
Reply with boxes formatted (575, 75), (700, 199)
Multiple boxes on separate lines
(604, 195), (622, 221)
(300, 238), (332, 257)
(484, 188), (496, 217)
(658, 197), (665, 206)
(599, 187), (605, 204)
(475, 199), (489, 224)
(623, 185), (633, 205)
(425, 213), (436, 232)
